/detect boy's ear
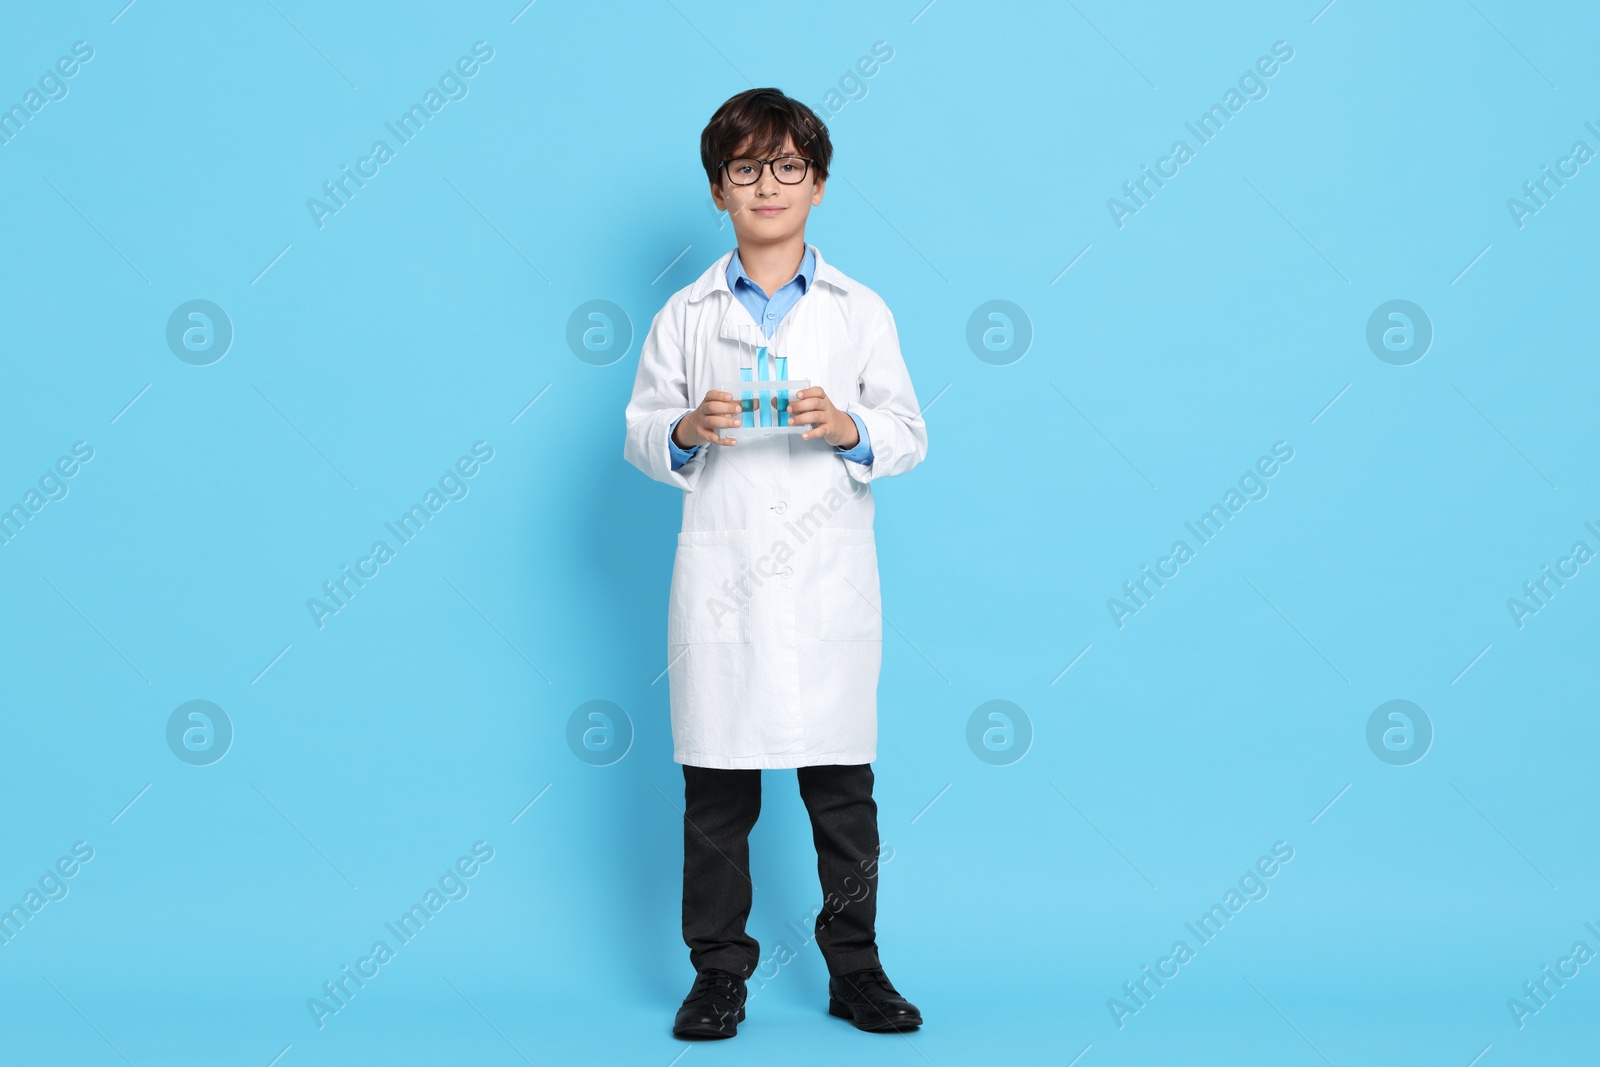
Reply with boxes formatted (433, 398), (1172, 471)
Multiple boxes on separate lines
(811, 178), (826, 206)
(710, 181), (728, 211)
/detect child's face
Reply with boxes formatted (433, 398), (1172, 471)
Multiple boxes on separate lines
(709, 136), (825, 246)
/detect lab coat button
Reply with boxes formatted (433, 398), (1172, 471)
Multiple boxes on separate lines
(773, 501), (788, 514)
(779, 566), (794, 579)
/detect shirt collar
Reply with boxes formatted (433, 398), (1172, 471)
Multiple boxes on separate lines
(726, 244), (816, 297)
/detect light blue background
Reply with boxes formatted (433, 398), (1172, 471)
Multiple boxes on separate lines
(2, 1), (1597, 1064)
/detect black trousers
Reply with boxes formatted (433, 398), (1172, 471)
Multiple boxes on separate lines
(682, 762), (882, 979)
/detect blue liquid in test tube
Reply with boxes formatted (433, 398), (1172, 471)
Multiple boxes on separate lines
(756, 346), (772, 427)
(775, 355), (789, 425)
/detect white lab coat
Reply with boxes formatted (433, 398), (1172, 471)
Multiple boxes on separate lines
(623, 244), (928, 769)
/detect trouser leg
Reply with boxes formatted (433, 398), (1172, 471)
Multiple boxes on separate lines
(796, 762), (882, 977)
(681, 764), (762, 977)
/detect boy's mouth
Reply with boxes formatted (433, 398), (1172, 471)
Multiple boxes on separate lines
(751, 206), (786, 217)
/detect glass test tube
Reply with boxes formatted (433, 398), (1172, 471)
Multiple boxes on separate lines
(756, 346), (772, 428)
(739, 363), (755, 427)
(775, 355), (789, 425)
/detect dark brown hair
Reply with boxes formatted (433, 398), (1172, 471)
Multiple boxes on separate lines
(700, 88), (833, 186)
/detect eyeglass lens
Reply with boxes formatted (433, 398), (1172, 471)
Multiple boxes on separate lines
(725, 157), (809, 185)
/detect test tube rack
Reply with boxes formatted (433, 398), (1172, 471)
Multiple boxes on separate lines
(720, 344), (809, 437)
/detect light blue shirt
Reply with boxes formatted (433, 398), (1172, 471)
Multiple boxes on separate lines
(669, 246), (872, 469)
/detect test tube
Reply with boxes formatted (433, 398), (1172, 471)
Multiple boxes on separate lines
(739, 363), (755, 427)
(756, 346), (772, 427)
(774, 355), (789, 425)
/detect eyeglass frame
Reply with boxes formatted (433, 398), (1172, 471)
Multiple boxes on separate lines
(716, 155), (817, 186)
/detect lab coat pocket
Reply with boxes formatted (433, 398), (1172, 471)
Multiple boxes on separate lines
(818, 527), (882, 642)
(668, 531), (751, 644)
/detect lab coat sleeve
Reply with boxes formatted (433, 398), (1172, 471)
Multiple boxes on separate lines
(840, 298), (927, 484)
(624, 303), (710, 491)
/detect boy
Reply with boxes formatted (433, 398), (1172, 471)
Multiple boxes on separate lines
(623, 87), (928, 1039)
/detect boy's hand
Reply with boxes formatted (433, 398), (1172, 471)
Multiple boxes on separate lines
(786, 387), (860, 448)
(674, 390), (744, 448)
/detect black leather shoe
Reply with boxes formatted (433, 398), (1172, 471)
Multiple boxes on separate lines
(673, 968), (748, 1039)
(828, 967), (923, 1032)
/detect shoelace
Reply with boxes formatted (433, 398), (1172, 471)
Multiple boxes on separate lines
(837, 969), (896, 999)
(687, 970), (742, 1004)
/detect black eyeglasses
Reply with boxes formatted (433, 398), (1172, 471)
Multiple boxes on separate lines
(719, 156), (814, 186)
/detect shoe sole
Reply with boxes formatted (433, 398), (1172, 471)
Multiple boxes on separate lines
(828, 997), (922, 1032)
